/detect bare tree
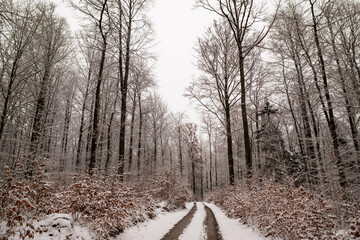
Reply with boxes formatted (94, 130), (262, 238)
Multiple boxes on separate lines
(197, 0), (279, 183)
(187, 20), (240, 185)
(28, 3), (70, 175)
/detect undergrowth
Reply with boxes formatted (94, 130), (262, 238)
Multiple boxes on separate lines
(0, 162), (192, 239)
(207, 181), (360, 239)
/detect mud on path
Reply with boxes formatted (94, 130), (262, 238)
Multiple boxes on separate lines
(204, 204), (222, 240)
(161, 203), (197, 240)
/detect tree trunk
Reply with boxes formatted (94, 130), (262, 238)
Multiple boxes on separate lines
(28, 57), (51, 176)
(208, 132), (213, 190)
(326, 13), (360, 165)
(89, 37), (107, 174)
(136, 94), (143, 176)
(60, 96), (72, 172)
(178, 126), (183, 175)
(309, 0), (347, 191)
(128, 92), (137, 174)
(224, 97), (235, 185)
(239, 51), (252, 183)
(75, 68), (91, 171)
(118, 1), (133, 179)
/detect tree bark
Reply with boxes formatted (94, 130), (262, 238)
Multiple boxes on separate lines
(309, 0), (347, 191)
(89, 1), (108, 174)
(128, 92), (137, 174)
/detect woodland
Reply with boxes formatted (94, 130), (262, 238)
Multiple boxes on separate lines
(0, 0), (360, 239)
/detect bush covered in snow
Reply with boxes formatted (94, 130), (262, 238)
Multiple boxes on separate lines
(0, 164), (192, 239)
(0, 161), (58, 239)
(207, 181), (360, 239)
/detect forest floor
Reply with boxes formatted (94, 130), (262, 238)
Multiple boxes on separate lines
(117, 202), (264, 240)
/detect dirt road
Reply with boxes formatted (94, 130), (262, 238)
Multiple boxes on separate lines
(161, 202), (222, 240)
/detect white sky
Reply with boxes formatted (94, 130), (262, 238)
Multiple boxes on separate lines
(52, 0), (215, 124)
(149, 0), (214, 123)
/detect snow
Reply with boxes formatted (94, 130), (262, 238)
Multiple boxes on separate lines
(179, 202), (206, 240)
(205, 203), (265, 240)
(118, 202), (265, 240)
(3, 213), (95, 240)
(116, 202), (193, 240)
(1, 201), (265, 240)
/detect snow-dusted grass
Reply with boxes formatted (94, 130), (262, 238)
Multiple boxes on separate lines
(179, 202), (206, 240)
(117, 202), (193, 240)
(206, 203), (265, 240)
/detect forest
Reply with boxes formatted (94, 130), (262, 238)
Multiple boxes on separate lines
(0, 0), (359, 239)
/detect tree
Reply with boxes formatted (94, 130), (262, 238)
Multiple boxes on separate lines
(172, 112), (186, 175)
(256, 101), (287, 183)
(184, 123), (202, 196)
(0, 0), (43, 143)
(187, 20), (240, 186)
(309, 0), (347, 192)
(28, 3), (70, 175)
(69, 0), (110, 174)
(197, 0), (279, 183)
(113, 0), (153, 179)
(201, 114), (215, 190)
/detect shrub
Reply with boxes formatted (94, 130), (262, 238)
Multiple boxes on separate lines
(207, 181), (360, 239)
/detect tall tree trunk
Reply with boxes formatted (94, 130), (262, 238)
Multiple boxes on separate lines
(0, 57), (19, 142)
(208, 132), (213, 190)
(118, 1), (133, 179)
(282, 61), (305, 155)
(178, 125), (183, 175)
(75, 68), (91, 171)
(326, 13), (360, 165)
(224, 97), (235, 185)
(153, 131), (157, 174)
(137, 93), (143, 176)
(128, 92), (137, 174)
(60, 96), (72, 172)
(292, 50), (318, 187)
(85, 97), (95, 171)
(214, 133), (218, 186)
(239, 51), (252, 183)
(28, 57), (51, 176)
(89, 2), (108, 173)
(309, 0), (347, 191)
(192, 159), (196, 195)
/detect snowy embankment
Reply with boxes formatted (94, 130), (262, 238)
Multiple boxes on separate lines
(116, 202), (193, 240)
(205, 203), (264, 240)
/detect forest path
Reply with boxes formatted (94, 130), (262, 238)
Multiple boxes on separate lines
(117, 202), (264, 240)
(162, 202), (222, 240)
(161, 203), (198, 240)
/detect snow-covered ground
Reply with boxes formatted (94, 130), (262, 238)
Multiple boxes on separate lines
(2, 202), (265, 240)
(1, 214), (95, 240)
(179, 202), (206, 240)
(205, 203), (265, 240)
(116, 202), (193, 240)
(118, 202), (264, 240)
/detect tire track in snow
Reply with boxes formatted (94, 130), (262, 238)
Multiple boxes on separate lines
(161, 203), (197, 240)
(204, 204), (222, 240)
(179, 202), (207, 240)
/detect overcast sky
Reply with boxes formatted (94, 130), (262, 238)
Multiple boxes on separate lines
(149, 0), (214, 122)
(52, 0), (215, 124)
